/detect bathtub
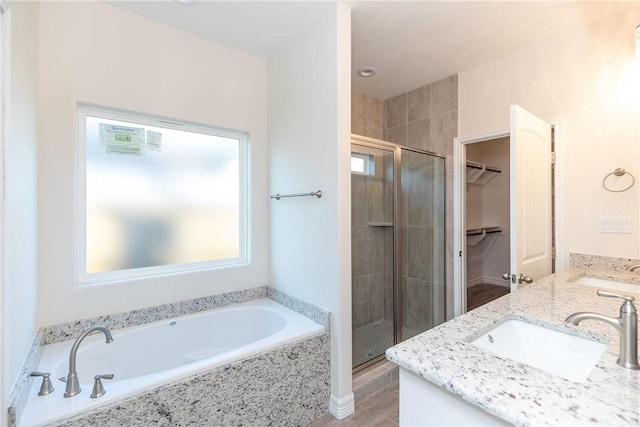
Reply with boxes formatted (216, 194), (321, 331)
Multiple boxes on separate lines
(21, 298), (326, 426)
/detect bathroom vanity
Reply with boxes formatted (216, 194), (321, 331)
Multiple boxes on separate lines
(386, 266), (640, 426)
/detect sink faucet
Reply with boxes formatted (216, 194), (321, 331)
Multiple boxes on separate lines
(64, 326), (114, 397)
(628, 264), (640, 272)
(565, 290), (639, 370)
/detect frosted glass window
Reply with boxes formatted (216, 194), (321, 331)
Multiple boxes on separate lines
(77, 106), (246, 284)
(351, 152), (372, 175)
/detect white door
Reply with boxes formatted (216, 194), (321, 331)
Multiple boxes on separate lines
(508, 105), (553, 292)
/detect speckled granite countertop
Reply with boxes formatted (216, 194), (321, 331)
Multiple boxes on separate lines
(386, 267), (640, 426)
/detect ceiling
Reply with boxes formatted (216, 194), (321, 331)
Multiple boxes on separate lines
(109, 1), (637, 100)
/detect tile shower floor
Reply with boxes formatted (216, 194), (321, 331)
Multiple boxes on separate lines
(352, 320), (418, 368)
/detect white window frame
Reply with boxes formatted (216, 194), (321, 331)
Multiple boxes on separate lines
(76, 104), (248, 286)
(351, 152), (373, 175)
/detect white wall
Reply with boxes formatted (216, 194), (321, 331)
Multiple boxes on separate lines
(37, 2), (269, 326)
(460, 10), (640, 260)
(2, 0), (39, 409)
(268, 2), (353, 414)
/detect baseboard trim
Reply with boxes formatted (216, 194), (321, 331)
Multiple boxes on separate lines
(482, 277), (510, 287)
(329, 393), (355, 419)
(467, 277), (510, 288)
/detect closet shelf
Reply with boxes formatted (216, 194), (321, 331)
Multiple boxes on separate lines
(368, 222), (394, 227)
(466, 226), (502, 246)
(466, 161), (501, 185)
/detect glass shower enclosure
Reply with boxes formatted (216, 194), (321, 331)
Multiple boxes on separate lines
(351, 136), (446, 370)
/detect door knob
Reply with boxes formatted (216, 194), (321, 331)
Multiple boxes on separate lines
(502, 273), (532, 284)
(518, 274), (533, 284)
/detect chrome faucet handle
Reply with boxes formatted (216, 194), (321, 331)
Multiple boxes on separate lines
(567, 290), (638, 370)
(90, 374), (114, 399)
(597, 290), (635, 303)
(30, 371), (55, 396)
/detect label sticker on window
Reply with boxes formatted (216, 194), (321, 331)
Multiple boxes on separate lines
(100, 124), (145, 155)
(147, 130), (162, 152)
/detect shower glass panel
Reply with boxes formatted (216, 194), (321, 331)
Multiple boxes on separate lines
(351, 138), (446, 371)
(351, 143), (395, 369)
(400, 149), (446, 341)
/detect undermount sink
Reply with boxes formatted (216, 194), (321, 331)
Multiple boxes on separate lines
(572, 276), (640, 294)
(471, 319), (607, 383)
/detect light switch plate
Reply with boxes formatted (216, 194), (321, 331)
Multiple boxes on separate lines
(600, 216), (632, 234)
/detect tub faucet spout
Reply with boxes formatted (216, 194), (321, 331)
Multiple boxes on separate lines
(64, 326), (114, 398)
(565, 290), (639, 370)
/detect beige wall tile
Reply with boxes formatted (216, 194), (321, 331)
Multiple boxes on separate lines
(430, 111), (458, 156)
(408, 85), (431, 122)
(384, 93), (407, 128)
(352, 92), (367, 126)
(407, 118), (430, 151)
(406, 171), (433, 227)
(351, 234), (367, 278)
(431, 75), (458, 115)
(432, 226), (446, 287)
(352, 121), (366, 136)
(405, 278), (433, 332)
(384, 272), (394, 321)
(366, 127), (383, 140)
(352, 276), (369, 328)
(432, 283), (446, 326)
(367, 179), (385, 222)
(400, 226), (408, 276)
(406, 226), (434, 281)
(351, 175), (367, 225)
(366, 96), (384, 130)
(366, 227), (386, 274)
(353, 74), (458, 334)
(385, 125), (407, 146)
(369, 273), (387, 321)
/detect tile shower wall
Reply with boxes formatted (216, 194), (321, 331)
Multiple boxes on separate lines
(351, 75), (457, 322)
(400, 150), (446, 337)
(383, 75), (458, 321)
(351, 149), (394, 329)
(351, 93), (384, 140)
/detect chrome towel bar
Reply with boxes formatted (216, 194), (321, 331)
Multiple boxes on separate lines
(270, 190), (322, 200)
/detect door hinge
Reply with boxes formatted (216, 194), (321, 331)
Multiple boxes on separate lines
(552, 247), (556, 259)
(551, 152), (556, 165)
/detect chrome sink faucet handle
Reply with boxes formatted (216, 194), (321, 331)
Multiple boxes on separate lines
(30, 371), (54, 396)
(90, 374), (114, 398)
(566, 290), (639, 370)
(64, 326), (114, 398)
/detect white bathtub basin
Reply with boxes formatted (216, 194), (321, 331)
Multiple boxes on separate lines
(572, 276), (640, 294)
(471, 319), (607, 383)
(21, 299), (325, 427)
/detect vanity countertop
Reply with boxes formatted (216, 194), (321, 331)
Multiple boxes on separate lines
(386, 267), (640, 426)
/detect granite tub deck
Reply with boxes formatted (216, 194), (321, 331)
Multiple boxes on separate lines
(50, 332), (330, 427)
(386, 267), (640, 426)
(11, 287), (331, 427)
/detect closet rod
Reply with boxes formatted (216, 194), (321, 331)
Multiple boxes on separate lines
(466, 161), (501, 173)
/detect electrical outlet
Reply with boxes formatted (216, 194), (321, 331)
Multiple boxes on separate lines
(600, 216), (632, 234)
